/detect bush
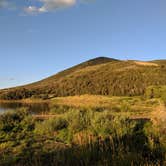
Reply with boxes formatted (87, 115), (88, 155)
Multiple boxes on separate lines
(0, 109), (28, 133)
(90, 112), (113, 136)
(0, 88), (33, 100)
(56, 128), (72, 143)
(34, 117), (68, 135)
(65, 109), (92, 133)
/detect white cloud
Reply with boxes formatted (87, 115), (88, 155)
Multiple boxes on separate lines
(0, 0), (93, 15)
(24, 0), (77, 14)
(24, 6), (43, 14)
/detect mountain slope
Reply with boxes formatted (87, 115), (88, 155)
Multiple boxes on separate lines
(27, 57), (118, 88)
(0, 57), (166, 100)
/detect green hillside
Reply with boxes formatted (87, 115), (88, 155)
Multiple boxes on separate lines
(0, 57), (166, 100)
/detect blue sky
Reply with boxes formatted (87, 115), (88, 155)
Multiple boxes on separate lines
(0, 0), (166, 89)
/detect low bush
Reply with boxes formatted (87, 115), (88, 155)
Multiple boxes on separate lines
(34, 117), (68, 135)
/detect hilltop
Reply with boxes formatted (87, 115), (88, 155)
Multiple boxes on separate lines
(0, 57), (166, 100)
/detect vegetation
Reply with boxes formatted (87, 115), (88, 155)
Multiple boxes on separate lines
(0, 88), (34, 100)
(0, 57), (166, 100)
(0, 97), (165, 166)
(0, 57), (165, 165)
(145, 85), (166, 103)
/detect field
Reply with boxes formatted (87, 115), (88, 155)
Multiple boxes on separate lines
(0, 95), (165, 166)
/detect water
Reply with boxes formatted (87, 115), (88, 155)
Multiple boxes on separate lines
(0, 101), (50, 114)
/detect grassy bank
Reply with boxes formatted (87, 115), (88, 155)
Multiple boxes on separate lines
(0, 98), (49, 104)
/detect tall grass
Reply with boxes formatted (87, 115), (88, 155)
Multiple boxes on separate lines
(0, 107), (165, 166)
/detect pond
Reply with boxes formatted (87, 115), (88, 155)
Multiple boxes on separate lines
(0, 101), (50, 114)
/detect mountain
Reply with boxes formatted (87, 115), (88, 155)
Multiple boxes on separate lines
(0, 57), (166, 100)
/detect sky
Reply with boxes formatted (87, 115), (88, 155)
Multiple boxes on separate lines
(0, 0), (166, 89)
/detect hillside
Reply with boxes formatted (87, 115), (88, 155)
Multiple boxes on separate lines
(0, 57), (166, 100)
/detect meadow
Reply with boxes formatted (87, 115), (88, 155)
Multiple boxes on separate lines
(0, 94), (165, 166)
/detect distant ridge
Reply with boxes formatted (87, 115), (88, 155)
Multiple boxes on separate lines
(0, 57), (166, 100)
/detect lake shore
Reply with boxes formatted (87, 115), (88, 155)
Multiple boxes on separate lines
(0, 98), (49, 104)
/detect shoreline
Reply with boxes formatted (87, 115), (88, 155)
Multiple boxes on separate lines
(0, 98), (49, 104)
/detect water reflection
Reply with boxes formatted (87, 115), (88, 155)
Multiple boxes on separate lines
(0, 102), (50, 114)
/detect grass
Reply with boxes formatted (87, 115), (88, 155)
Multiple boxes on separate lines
(0, 57), (165, 165)
(51, 95), (151, 108)
(0, 95), (165, 165)
(50, 95), (157, 117)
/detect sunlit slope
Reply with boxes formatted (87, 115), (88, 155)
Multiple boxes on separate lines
(27, 57), (118, 88)
(0, 57), (166, 99)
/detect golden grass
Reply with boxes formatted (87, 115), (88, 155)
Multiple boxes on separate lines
(134, 61), (159, 66)
(51, 95), (156, 112)
(1, 95), (163, 123)
(51, 95), (118, 108)
(151, 101), (166, 128)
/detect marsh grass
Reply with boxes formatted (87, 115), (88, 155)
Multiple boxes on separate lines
(0, 99), (165, 166)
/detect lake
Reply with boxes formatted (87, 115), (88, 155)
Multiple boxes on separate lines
(0, 101), (50, 114)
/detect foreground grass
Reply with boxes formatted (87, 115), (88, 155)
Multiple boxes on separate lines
(0, 102), (165, 166)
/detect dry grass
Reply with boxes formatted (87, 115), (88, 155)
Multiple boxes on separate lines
(50, 95), (136, 109)
(151, 101), (166, 122)
(51, 95), (156, 114)
(51, 95), (113, 108)
(150, 101), (166, 135)
(134, 61), (159, 66)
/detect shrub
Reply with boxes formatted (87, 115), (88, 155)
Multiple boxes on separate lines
(90, 112), (113, 136)
(56, 128), (72, 143)
(0, 109), (28, 133)
(34, 117), (68, 135)
(65, 109), (92, 133)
